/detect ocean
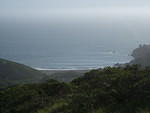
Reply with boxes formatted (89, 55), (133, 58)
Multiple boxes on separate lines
(0, 16), (150, 70)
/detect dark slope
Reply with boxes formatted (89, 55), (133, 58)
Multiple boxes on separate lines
(0, 58), (46, 86)
(1, 65), (150, 113)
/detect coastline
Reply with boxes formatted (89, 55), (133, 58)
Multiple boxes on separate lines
(35, 67), (91, 71)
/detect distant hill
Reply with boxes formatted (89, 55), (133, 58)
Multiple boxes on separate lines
(0, 58), (46, 87)
(115, 44), (150, 67)
(130, 44), (150, 66)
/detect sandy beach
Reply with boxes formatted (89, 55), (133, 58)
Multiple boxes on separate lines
(39, 69), (90, 82)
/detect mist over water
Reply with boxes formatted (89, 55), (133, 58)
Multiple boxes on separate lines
(0, 16), (150, 69)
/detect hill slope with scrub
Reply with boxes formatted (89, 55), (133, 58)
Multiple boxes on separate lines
(1, 65), (150, 113)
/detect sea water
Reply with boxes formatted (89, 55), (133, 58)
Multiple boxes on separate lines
(0, 17), (150, 70)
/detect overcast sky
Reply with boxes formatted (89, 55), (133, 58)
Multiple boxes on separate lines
(0, 0), (150, 9)
(0, 0), (150, 18)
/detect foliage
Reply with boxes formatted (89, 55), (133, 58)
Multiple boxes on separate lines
(0, 58), (46, 87)
(0, 80), (71, 113)
(1, 65), (150, 113)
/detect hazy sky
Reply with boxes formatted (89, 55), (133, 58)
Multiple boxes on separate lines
(0, 0), (150, 18)
(0, 0), (150, 9)
(0, 0), (150, 11)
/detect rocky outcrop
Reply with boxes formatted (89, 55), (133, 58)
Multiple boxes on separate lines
(130, 44), (150, 66)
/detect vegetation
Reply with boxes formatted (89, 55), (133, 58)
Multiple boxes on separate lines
(1, 65), (150, 113)
(0, 79), (71, 113)
(0, 58), (46, 87)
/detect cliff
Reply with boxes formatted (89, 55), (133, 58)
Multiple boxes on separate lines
(130, 44), (150, 66)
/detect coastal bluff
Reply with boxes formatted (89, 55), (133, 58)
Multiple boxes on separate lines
(130, 44), (150, 66)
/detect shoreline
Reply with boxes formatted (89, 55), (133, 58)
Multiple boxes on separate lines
(34, 66), (106, 71)
(35, 67), (91, 71)
(37, 68), (90, 82)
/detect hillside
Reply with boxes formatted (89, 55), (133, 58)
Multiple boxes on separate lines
(1, 65), (150, 113)
(0, 58), (46, 87)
